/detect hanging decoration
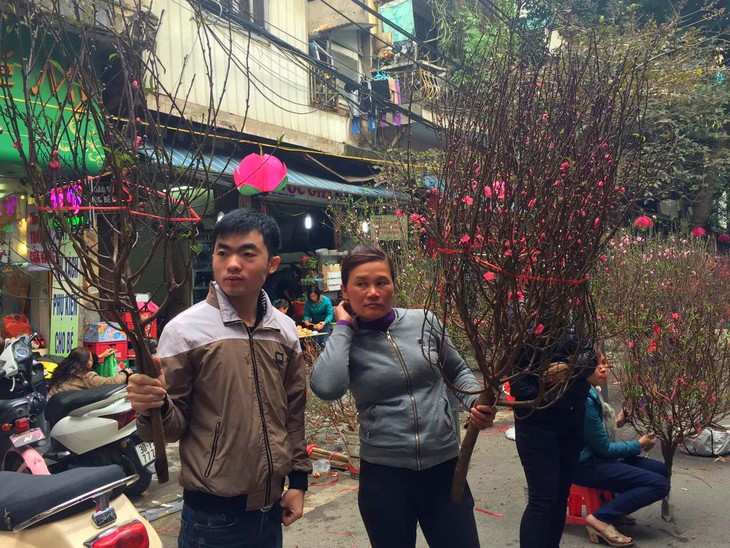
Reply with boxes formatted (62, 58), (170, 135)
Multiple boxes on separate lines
(233, 153), (288, 196)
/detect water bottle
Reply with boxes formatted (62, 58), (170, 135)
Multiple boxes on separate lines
(312, 459), (331, 474)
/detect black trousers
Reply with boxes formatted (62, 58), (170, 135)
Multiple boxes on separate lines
(573, 456), (669, 523)
(515, 406), (585, 548)
(358, 457), (480, 548)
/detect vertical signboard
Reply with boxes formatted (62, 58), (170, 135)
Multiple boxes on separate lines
(50, 237), (80, 355)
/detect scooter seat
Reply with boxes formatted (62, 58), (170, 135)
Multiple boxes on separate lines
(0, 464), (126, 531)
(45, 385), (126, 428)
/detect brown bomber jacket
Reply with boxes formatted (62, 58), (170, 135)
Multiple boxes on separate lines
(136, 283), (311, 510)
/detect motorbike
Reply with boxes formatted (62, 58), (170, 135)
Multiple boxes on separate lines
(44, 383), (155, 496)
(3, 339), (154, 495)
(0, 335), (52, 474)
(0, 464), (162, 547)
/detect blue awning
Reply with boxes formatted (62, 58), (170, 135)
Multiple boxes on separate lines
(144, 146), (398, 199)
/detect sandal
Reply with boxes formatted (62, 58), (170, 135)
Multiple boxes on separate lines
(586, 524), (634, 547)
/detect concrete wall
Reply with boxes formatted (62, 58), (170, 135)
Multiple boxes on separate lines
(308, 0), (371, 29)
(151, 0), (351, 153)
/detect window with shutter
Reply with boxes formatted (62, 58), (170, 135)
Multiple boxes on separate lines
(214, 0), (267, 31)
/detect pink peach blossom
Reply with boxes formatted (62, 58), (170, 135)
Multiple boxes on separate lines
(633, 215), (653, 229)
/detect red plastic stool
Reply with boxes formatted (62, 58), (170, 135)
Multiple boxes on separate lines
(502, 381), (516, 403)
(566, 485), (613, 525)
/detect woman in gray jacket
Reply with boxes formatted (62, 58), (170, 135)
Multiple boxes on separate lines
(310, 244), (496, 548)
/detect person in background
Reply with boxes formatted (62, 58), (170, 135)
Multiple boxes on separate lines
(511, 318), (598, 548)
(263, 265), (302, 304)
(310, 243), (496, 548)
(573, 348), (669, 547)
(274, 298), (291, 317)
(302, 284), (334, 334)
(48, 347), (132, 398)
(126, 208), (310, 548)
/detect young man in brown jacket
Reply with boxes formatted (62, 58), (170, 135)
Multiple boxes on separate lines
(127, 209), (310, 547)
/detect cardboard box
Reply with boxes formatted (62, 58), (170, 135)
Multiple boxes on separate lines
(83, 322), (128, 343)
(321, 263), (341, 277)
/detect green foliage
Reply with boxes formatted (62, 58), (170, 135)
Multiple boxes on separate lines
(522, 1), (730, 225)
(634, 24), (730, 223)
(431, 0), (519, 84)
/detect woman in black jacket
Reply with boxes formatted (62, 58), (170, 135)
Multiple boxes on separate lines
(511, 327), (598, 548)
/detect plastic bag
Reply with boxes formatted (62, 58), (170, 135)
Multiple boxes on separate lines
(682, 424), (730, 457)
(2, 314), (33, 338)
(99, 353), (117, 378)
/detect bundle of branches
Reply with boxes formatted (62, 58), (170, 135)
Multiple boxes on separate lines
(307, 446), (355, 471)
(0, 0), (249, 481)
(397, 15), (664, 499)
(593, 231), (730, 519)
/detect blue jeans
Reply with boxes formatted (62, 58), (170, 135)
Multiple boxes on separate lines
(178, 502), (282, 548)
(573, 455), (670, 524)
(515, 406), (586, 548)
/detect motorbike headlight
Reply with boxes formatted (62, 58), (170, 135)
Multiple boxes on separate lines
(12, 344), (31, 361)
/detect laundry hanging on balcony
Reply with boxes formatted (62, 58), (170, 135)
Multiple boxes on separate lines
(370, 76), (402, 128)
(345, 78), (376, 135)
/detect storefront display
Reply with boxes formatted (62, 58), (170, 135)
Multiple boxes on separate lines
(191, 239), (213, 304)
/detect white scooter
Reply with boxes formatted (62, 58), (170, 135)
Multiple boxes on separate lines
(0, 335), (51, 474)
(0, 464), (162, 547)
(44, 384), (156, 496)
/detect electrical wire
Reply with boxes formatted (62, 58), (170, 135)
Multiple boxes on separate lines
(160, 0), (426, 138)
(173, 0), (406, 121)
(316, 0), (455, 88)
(344, 0), (460, 68)
(207, 18), (410, 129)
(188, 0), (437, 128)
(105, 0), (434, 164)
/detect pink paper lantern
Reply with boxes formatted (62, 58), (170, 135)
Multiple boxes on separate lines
(233, 153), (288, 196)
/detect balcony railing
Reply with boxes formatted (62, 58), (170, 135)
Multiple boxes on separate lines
(375, 61), (448, 108)
(398, 63), (447, 106)
(309, 66), (339, 112)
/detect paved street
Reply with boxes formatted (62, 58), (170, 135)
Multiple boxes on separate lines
(134, 404), (730, 547)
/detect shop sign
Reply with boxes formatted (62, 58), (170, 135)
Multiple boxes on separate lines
(0, 192), (25, 264)
(371, 214), (406, 241)
(0, 25), (104, 177)
(26, 204), (56, 266)
(36, 176), (199, 223)
(269, 185), (338, 205)
(50, 237), (81, 355)
(1, 193), (20, 231)
(1, 194), (19, 217)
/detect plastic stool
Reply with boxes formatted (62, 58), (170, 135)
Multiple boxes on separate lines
(502, 381), (516, 403)
(566, 484), (613, 525)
